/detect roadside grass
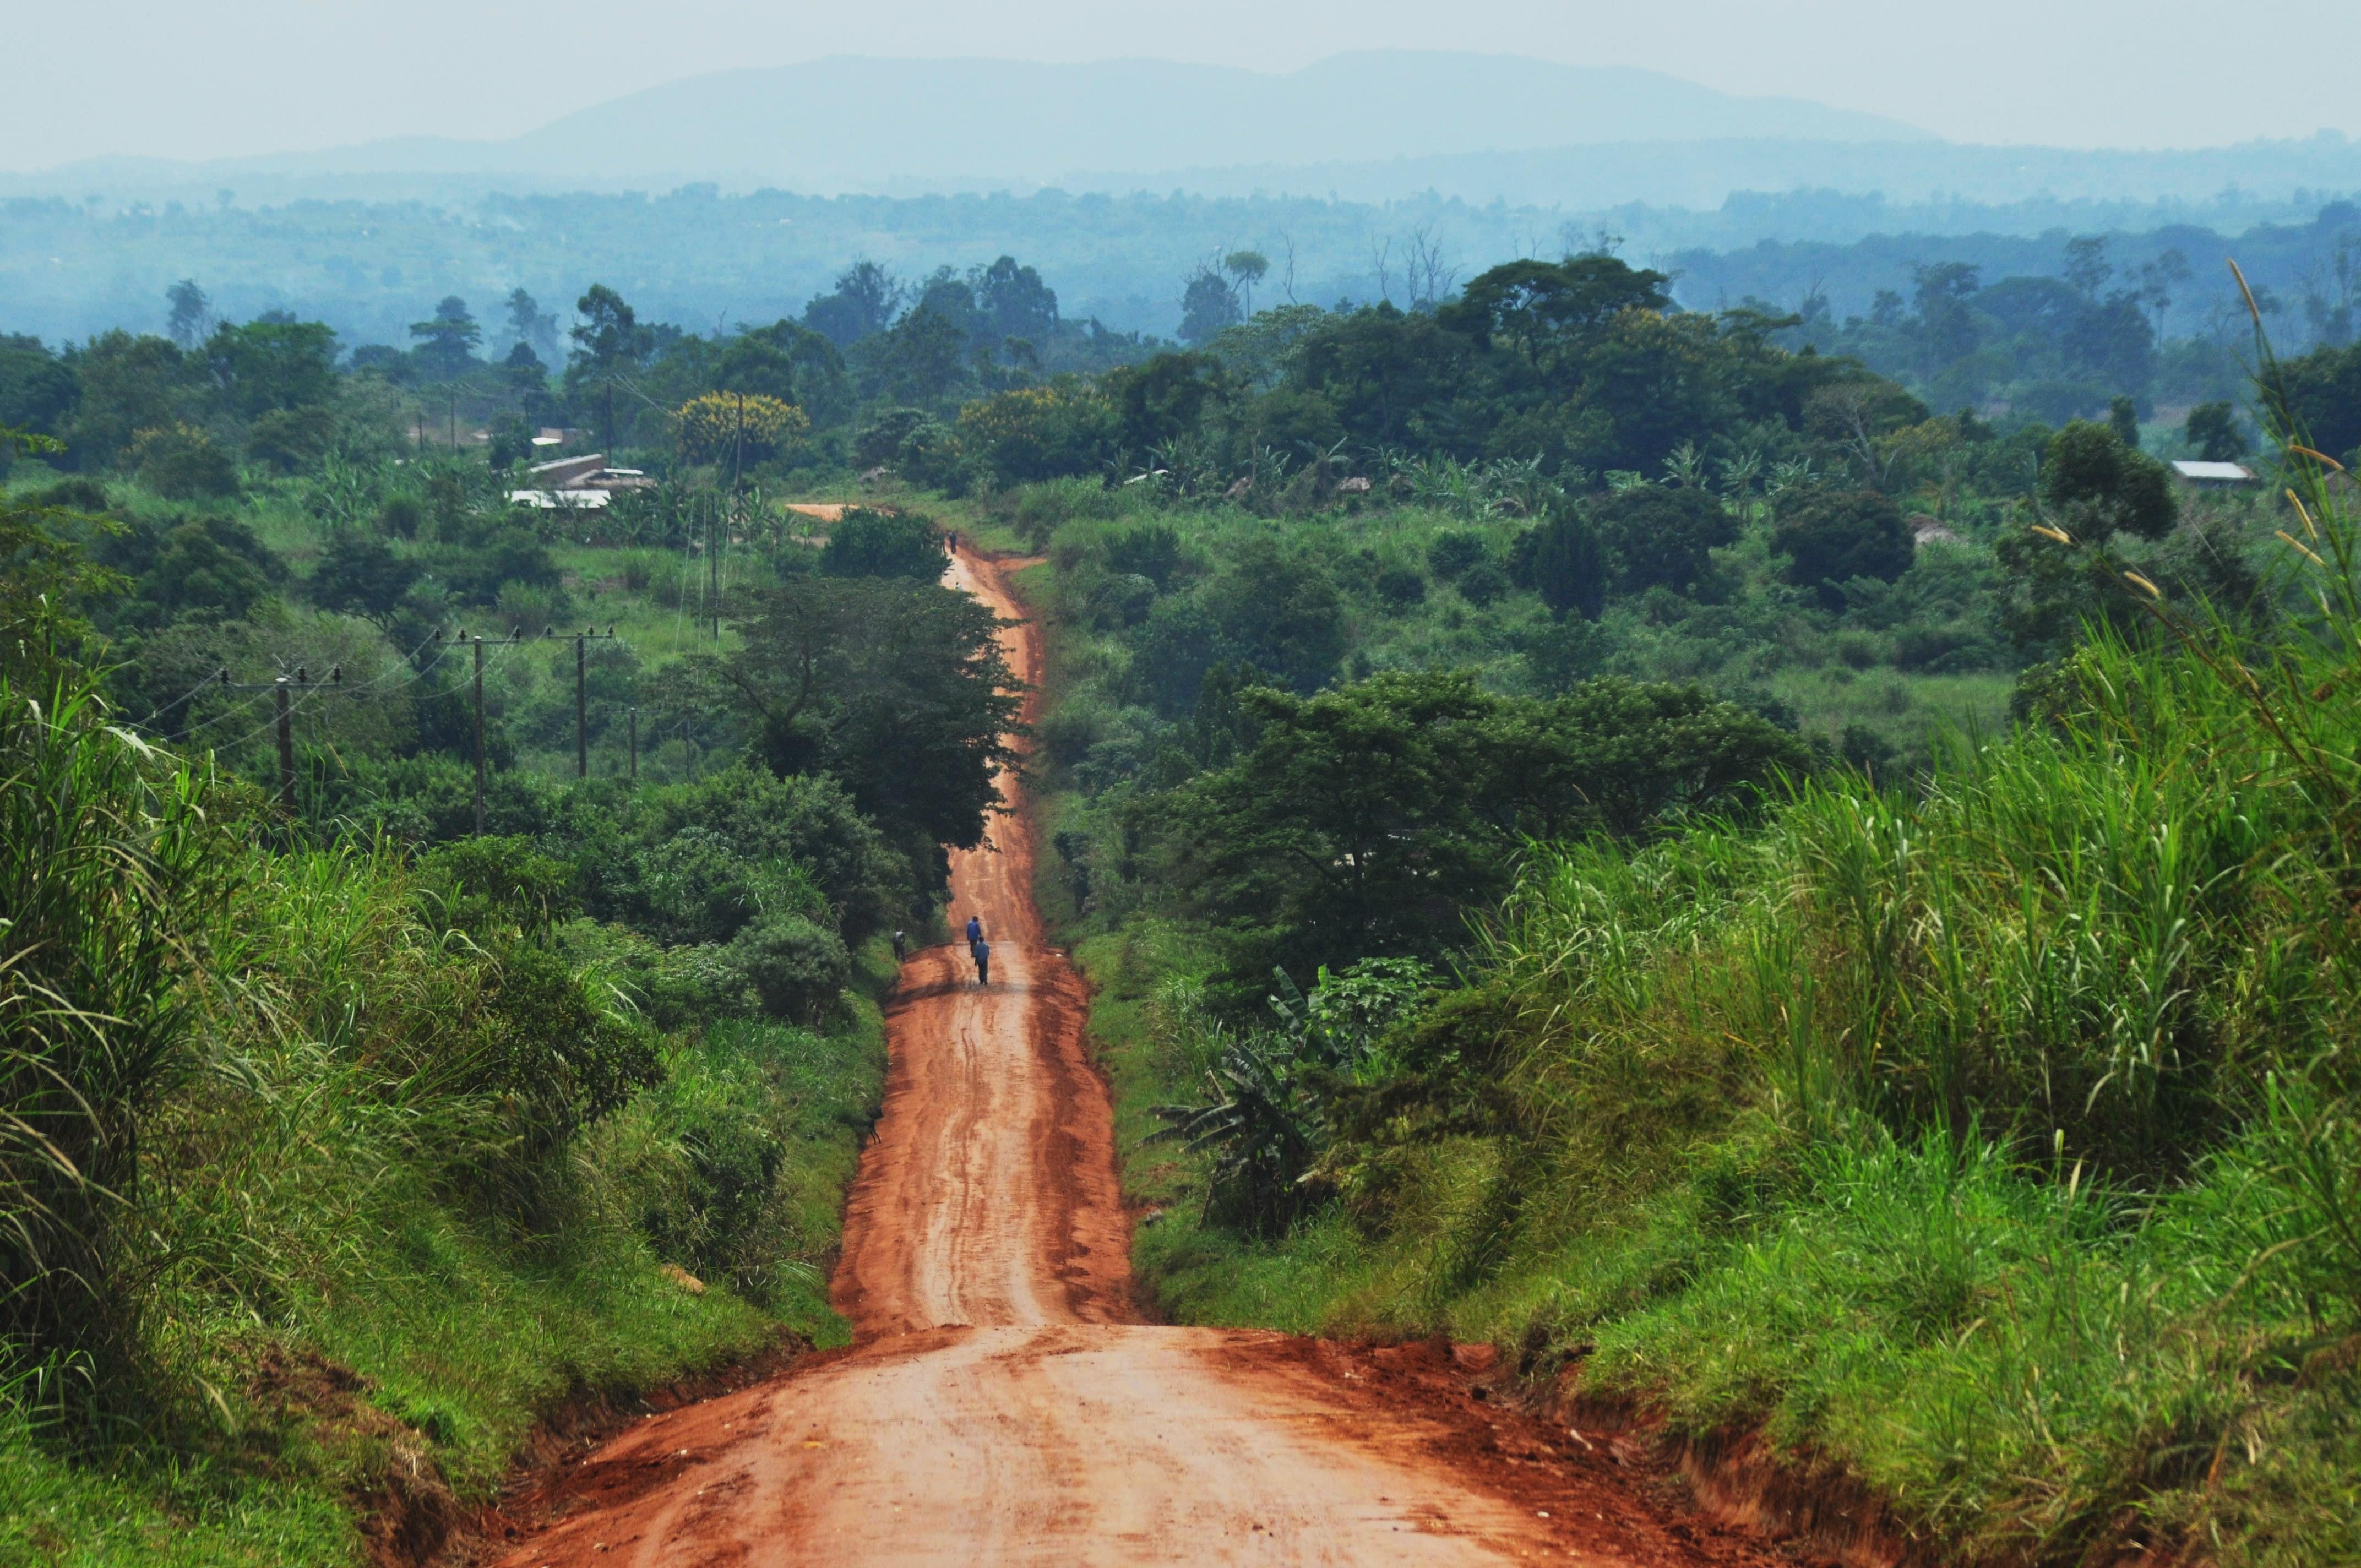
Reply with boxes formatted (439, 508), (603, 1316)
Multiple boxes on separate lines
(1017, 457), (2361, 1562)
(0, 734), (894, 1564)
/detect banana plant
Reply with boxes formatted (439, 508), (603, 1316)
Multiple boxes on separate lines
(1148, 1026), (1319, 1233)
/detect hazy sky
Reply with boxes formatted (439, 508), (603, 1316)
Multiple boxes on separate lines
(9, 0), (2358, 171)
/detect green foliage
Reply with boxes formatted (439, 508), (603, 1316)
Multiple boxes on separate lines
(1192, 536), (1346, 696)
(2184, 401), (2248, 462)
(422, 521), (561, 608)
(632, 1013), (886, 1309)
(1525, 508), (1609, 619)
(1150, 961), (1433, 1233)
(0, 336), (78, 448)
(1105, 522), (1183, 586)
(1439, 255), (1672, 371)
(0, 475), (122, 685)
(1773, 488), (1913, 606)
(130, 424), (240, 500)
(467, 945), (663, 1160)
(817, 507), (943, 579)
(308, 529), (423, 626)
(1592, 483), (1737, 594)
(0, 704), (896, 1559)
(200, 317), (340, 417)
(1, 682), (221, 1377)
(1424, 529), (1490, 582)
(1091, 382), (2361, 1563)
(850, 407), (933, 470)
(415, 834), (578, 939)
(2040, 420), (2179, 540)
(1145, 669), (1810, 988)
(725, 916), (852, 1023)
(2268, 337), (2361, 461)
(60, 331), (185, 471)
(712, 575), (1021, 853)
(1177, 266), (1243, 346)
(246, 405), (338, 473)
(407, 296), (482, 382)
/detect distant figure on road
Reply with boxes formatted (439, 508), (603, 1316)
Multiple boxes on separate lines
(965, 914), (983, 947)
(891, 929), (906, 962)
(972, 939), (991, 987)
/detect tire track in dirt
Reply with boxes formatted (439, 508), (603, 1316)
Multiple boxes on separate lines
(480, 543), (1788, 1567)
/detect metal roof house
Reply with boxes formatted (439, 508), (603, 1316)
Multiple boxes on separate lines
(508, 453), (656, 509)
(2170, 460), (2257, 486)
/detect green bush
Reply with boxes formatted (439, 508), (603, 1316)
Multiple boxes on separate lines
(818, 508), (943, 579)
(1525, 509), (1609, 620)
(726, 915), (852, 1022)
(1594, 483), (1737, 594)
(2040, 420), (2178, 540)
(247, 406), (336, 473)
(1773, 488), (1914, 607)
(133, 427), (241, 500)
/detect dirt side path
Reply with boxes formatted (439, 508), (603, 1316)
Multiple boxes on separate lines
(482, 546), (1785, 1568)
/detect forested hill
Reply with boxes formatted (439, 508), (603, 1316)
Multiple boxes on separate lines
(3, 182), (2358, 353)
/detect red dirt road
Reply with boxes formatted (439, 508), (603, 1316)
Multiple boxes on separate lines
(483, 549), (1783, 1567)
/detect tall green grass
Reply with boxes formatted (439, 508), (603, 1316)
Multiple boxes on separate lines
(0, 684), (891, 1562)
(1101, 356), (2361, 1557)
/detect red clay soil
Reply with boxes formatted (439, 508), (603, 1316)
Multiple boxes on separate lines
(478, 546), (1794, 1567)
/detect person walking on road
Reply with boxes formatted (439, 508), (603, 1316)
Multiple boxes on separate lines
(972, 939), (991, 987)
(965, 914), (982, 947)
(891, 929), (906, 962)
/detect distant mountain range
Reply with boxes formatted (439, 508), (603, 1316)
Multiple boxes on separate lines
(15, 52), (1934, 193)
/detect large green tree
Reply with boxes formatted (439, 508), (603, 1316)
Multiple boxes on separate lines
(567, 284), (650, 447)
(409, 296), (482, 381)
(1149, 670), (1811, 988)
(706, 576), (1022, 857)
(1438, 255), (1672, 379)
(201, 316), (339, 417)
(1592, 484), (1738, 595)
(1774, 489), (1914, 607)
(2039, 420), (2178, 541)
(59, 331), (184, 471)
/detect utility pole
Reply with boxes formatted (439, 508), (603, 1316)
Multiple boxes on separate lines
(543, 624), (617, 777)
(275, 674), (296, 805)
(472, 636), (485, 835)
(215, 664), (341, 812)
(708, 494), (721, 641)
(731, 390), (746, 491)
(443, 627), (529, 835)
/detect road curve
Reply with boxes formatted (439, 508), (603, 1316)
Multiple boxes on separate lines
(483, 546), (1770, 1567)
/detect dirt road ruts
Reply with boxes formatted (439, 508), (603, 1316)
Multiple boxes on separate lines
(483, 545), (1785, 1567)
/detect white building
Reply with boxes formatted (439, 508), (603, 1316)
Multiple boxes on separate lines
(2170, 460), (2257, 486)
(508, 453), (657, 509)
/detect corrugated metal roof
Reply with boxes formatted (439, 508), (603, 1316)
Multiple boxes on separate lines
(2170, 460), (2255, 482)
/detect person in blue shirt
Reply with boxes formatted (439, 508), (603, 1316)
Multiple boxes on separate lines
(972, 939), (990, 987)
(965, 914), (983, 947)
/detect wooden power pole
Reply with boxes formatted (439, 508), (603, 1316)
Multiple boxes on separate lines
(543, 625), (617, 777)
